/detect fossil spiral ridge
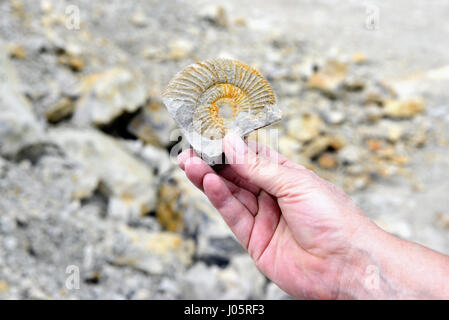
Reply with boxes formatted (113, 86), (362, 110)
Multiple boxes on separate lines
(162, 58), (281, 164)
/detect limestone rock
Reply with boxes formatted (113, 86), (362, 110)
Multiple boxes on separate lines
(7, 43), (27, 59)
(173, 168), (245, 261)
(168, 39), (194, 60)
(108, 226), (194, 275)
(384, 98), (426, 118)
(45, 96), (76, 123)
(287, 113), (324, 142)
(351, 52), (367, 64)
(199, 5), (228, 28)
(436, 212), (449, 229)
(0, 43), (44, 156)
(128, 98), (178, 147)
(302, 135), (346, 159)
(318, 152), (337, 169)
(121, 140), (174, 178)
(73, 67), (147, 126)
(58, 53), (85, 72)
(130, 9), (147, 27)
(49, 127), (158, 220)
(157, 183), (185, 232)
(307, 59), (347, 98)
(180, 255), (265, 299)
(338, 145), (363, 165)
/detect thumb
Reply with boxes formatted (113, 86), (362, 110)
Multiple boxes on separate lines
(223, 132), (298, 197)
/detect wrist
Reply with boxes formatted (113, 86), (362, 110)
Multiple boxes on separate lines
(338, 218), (449, 299)
(337, 219), (399, 299)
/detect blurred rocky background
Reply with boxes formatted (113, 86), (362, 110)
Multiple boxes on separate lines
(1, 0), (449, 299)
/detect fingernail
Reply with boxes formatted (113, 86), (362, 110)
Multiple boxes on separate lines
(177, 150), (192, 169)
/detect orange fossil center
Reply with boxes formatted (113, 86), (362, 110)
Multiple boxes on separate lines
(193, 84), (253, 139)
(211, 98), (238, 120)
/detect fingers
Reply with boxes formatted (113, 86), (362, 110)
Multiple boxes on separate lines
(178, 150), (257, 247)
(247, 191), (281, 261)
(222, 178), (258, 215)
(180, 152), (258, 215)
(184, 156), (214, 191)
(177, 149), (195, 171)
(247, 140), (304, 170)
(217, 165), (261, 195)
(202, 173), (255, 248)
(223, 132), (302, 198)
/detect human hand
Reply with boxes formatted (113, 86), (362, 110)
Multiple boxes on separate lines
(178, 132), (449, 299)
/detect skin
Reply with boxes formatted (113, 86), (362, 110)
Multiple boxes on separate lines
(178, 132), (449, 299)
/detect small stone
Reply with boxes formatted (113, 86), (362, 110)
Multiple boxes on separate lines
(287, 113), (323, 142)
(45, 97), (76, 123)
(141, 46), (163, 59)
(365, 104), (384, 122)
(384, 98), (426, 118)
(110, 226), (194, 275)
(157, 183), (184, 232)
(11, 0), (24, 19)
(386, 123), (403, 143)
(436, 212), (449, 229)
(351, 52), (367, 64)
(338, 145), (363, 165)
(70, 167), (99, 200)
(278, 135), (301, 160)
(130, 10), (147, 27)
(307, 60), (347, 98)
(168, 39), (194, 60)
(390, 154), (409, 165)
(0, 42), (44, 156)
(0, 281), (8, 293)
(410, 127), (428, 147)
(58, 53), (85, 71)
(40, 0), (52, 13)
(7, 44), (26, 59)
(318, 152), (337, 169)
(343, 77), (365, 92)
(234, 17), (246, 26)
(302, 135), (346, 159)
(364, 81), (397, 106)
(322, 110), (345, 125)
(367, 138), (383, 152)
(199, 5), (228, 28)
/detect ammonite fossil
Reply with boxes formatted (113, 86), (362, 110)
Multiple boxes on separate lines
(162, 58), (281, 164)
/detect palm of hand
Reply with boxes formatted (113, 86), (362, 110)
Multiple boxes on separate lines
(179, 138), (367, 299)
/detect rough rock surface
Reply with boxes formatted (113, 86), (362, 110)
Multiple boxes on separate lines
(1, 0), (449, 300)
(0, 42), (44, 156)
(49, 127), (158, 221)
(73, 67), (147, 126)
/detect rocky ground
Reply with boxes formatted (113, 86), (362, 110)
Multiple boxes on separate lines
(0, 0), (448, 299)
